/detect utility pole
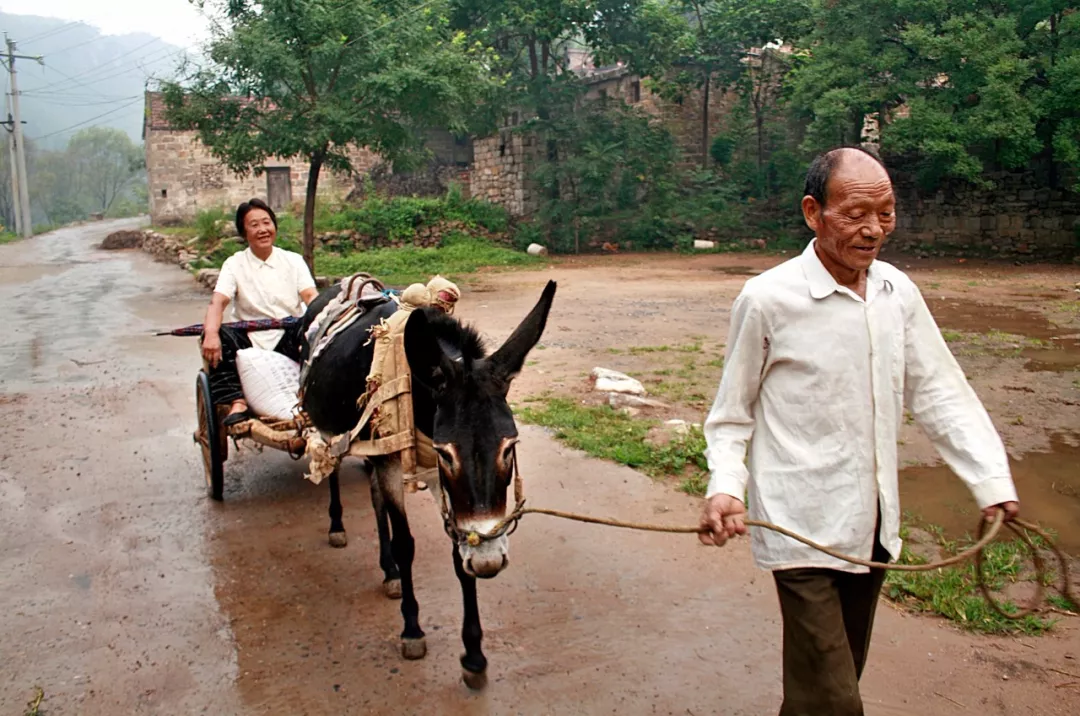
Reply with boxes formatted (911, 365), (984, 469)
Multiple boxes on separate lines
(4, 36), (41, 238)
(5, 96), (22, 235)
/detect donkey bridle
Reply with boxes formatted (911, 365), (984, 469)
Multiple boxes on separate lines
(433, 445), (526, 548)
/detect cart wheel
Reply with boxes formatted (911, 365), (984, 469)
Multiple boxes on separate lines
(195, 371), (225, 501)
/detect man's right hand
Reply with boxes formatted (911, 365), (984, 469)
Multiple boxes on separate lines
(202, 332), (223, 368)
(699, 494), (748, 547)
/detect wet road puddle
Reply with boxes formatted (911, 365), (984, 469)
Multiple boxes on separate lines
(927, 297), (1080, 371)
(899, 433), (1080, 555)
(0, 263), (68, 284)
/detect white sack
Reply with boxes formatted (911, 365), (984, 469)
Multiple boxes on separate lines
(236, 347), (301, 420)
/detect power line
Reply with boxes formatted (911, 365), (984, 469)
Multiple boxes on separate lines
(21, 94), (141, 107)
(31, 97), (143, 141)
(20, 21), (81, 45)
(27, 36), (162, 92)
(35, 33), (109, 58)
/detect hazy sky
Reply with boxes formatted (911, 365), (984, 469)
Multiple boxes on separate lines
(2, 0), (214, 47)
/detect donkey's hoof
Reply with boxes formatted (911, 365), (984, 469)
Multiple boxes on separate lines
(462, 668), (488, 691)
(401, 637), (427, 660)
(328, 531), (348, 548)
(383, 578), (402, 600)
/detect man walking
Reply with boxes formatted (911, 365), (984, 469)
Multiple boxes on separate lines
(699, 147), (1020, 715)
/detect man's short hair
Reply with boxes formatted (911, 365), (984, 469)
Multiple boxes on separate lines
(235, 197), (278, 240)
(803, 145), (886, 208)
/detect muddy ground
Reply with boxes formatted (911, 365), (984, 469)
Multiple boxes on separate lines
(0, 222), (1077, 715)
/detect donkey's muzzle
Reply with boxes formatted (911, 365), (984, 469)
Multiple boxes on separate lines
(458, 523), (510, 579)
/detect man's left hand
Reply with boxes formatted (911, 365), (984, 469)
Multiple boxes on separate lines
(982, 500), (1019, 522)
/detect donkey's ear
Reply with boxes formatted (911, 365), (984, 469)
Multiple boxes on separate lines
(405, 309), (458, 394)
(490, 280), (556, 383)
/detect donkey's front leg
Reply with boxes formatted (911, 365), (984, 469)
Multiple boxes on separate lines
(386, 504), (426, 659)
(453, 545), (488, 689)
(327, 469), (347, 548)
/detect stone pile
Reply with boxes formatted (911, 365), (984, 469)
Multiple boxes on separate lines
(100, 230), (145, 250)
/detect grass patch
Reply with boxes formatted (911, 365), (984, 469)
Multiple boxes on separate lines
(0, 231), (19, 244)
(1048, 593), (1078, 612)
(625, 343), (703, 355)
(316, 233), (542, 286)
(516, 398), (709, 495)
(185, 232), (541, 285)
(941, 329), (1051, 358)
(884, 524), (1058, 635)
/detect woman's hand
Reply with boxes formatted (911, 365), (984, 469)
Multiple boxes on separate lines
(202, 331), (223, 368)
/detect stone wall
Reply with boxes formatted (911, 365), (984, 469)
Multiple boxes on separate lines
(886, 171), (1080, 261)
(144, 128), (380, 224)
(469, 129), (539, 217)
(353, 161), (471, 201)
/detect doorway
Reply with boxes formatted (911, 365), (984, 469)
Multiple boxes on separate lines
(265, 167), (292, 210)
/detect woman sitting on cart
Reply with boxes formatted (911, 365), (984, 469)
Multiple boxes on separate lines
(201, 198), (319, 427)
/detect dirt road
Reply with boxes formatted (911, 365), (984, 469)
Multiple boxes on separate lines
(1, 224), (1077, 715)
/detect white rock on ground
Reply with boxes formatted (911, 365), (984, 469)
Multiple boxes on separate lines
(608, 393), (669, 409)
(591, 367), (646, 395)
(663, 419), (702, 437)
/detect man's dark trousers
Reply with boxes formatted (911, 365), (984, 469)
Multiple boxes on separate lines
(772, 522), (890, 716)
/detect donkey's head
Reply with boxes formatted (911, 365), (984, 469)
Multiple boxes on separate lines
(405, 280), (556, 578)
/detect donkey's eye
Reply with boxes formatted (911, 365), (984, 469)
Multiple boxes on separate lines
(434, 444), (456, 468)
(501, 438), (519, 462)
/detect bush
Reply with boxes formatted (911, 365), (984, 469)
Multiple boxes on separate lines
(710, 135), (736, 167)
(194, 207), (230, 245)
(313, 190), (511, 243)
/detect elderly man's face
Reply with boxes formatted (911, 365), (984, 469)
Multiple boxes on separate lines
(803, 153), (896, 273)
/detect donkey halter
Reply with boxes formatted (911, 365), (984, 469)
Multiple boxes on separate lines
(433, 445), (526, 548)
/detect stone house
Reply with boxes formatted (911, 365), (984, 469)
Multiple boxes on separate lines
(142, 91), (380, 224)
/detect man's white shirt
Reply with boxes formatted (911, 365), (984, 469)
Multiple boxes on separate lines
(703, 240), (1017, 573)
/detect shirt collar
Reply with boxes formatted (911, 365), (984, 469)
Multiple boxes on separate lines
(246, 246), (279, 268)
(800, 239), (885, 301)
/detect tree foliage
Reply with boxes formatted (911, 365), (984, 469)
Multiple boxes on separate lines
(532, 100), (679, 252)
(161, 0), (498, 272)
(1, 128), (144, 230)
(789, 1), (1080, 189)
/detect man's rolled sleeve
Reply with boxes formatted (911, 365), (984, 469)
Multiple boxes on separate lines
(703, 290), (768, 501)
(903, 286), (1017, 509)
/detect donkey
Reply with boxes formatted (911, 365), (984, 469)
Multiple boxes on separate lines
(299, 279), (556, 688)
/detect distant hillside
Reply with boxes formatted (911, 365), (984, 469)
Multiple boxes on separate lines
(0, 12), (193, 149)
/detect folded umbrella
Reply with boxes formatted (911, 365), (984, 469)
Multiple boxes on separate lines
(155, 316), (303, 336)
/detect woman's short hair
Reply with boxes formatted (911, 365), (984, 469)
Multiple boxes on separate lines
(235, 198), (278, 240)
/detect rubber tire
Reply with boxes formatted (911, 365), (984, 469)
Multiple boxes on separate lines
(196, 371), (225, 501)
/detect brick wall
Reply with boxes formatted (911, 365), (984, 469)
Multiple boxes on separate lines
(144, 127), (380, 224)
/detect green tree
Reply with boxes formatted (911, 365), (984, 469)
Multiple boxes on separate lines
(789, 1), (1079, 189)
(447, 0), (685, 247)
(655, 0), (809, 170)
(161, 0), (498, 273)
(532, 101), (679, 252)
(66, 127), (144, 213)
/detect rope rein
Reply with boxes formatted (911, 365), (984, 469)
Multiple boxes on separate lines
(446, 453), (1076, 622)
